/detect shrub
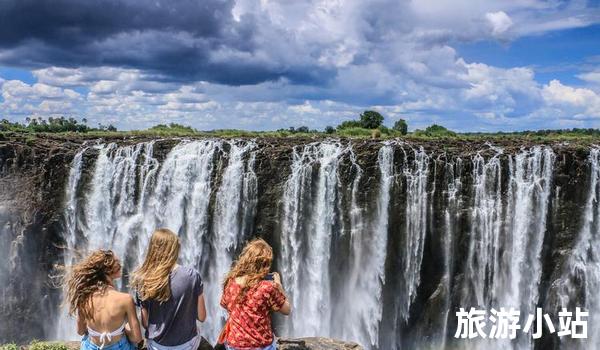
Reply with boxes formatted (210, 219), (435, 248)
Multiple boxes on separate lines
(29, 341), (69, 350)
(336, 127), (373, 137)
(336, 120), (362, 130)
(359, 110), (384, 129)
(0, 343), (19, 350)
(393, 119), (408, 135)
(378, 125), (392, 135)
(413, 124), (456, 137)
(324, 126), (335, 134)
(425, 124), (456, 136)
(148, 123), (195, 134)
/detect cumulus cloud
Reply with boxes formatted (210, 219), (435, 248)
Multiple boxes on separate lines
(579, 71), (600, 85)
(542, 80), (600, 118)
(486, 11), (513, 37)
(0, 0), (599, 130)
(0, 80), (82, 115)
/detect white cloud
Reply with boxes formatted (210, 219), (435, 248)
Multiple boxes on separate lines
(0, 0), (599, 131)
(579, 71), (600, 85)
(0, 80), (82, 115)
(542, 80), (600, 118)
(486, 11), (513, 37)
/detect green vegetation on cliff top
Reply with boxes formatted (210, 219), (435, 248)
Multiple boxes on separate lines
(0, 341), (69, 350)
(3, 114), (600, 141)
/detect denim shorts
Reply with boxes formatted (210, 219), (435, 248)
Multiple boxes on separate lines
(80, 335), (136, 350)
(225, 338), (277, 350)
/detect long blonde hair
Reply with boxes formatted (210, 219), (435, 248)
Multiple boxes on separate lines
(131, 228), (180, 302)
(223, 238), (273, 303)
(65, 249), (121, 321)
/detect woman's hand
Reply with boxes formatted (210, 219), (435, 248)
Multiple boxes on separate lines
(272, 272), (282, 286)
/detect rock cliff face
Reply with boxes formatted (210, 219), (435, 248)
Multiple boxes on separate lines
(0, 135), (598, 350)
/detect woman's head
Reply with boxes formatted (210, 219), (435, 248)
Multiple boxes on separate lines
(131, 228), (180, 302)
(65, 249), (121, 320)
(224, 238), (273, 299)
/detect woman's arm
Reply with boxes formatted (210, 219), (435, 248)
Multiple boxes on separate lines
(76, 314), (87, 336)
(272, 272), (292, 315)
(125, 296), (143, 344)
(277, 298), (292, 315)
(197, 294), (207, 322)
(140, 307), (149, 329)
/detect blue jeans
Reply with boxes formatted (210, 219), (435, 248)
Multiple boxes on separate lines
(80, 335), (136, 350)
(225, 339), (277, 350)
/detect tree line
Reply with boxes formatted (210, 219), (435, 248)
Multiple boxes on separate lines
(0, 117), (117, 133)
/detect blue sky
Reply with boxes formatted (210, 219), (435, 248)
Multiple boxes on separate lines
(0, 0), (599, 132)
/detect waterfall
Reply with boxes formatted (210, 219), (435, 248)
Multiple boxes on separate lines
(398, 146), (430, 321)
(55, 147), (87, 340)
(439, 157), (463, 349)
(205, 141), (258, 339)
(341, 143), (394, 349)
(141, 140), (217, 263)
(39, 138), (600, 350)
(502, 147), (554, 347)
(463, 147), (504, 309)
(459, 146), (555, 349)
(279, 142), (345, 337)
(54, 139), (258, 343)
(553, 148), (600, 350)
(84, 142), (158, 261)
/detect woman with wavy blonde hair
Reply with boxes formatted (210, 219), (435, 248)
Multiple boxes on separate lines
(220, 238), (291, 350)
(131, 228), (206, 350)
(65, 249), (142, 350)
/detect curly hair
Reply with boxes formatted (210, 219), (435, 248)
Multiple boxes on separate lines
(130, 228), (180, 303)
(65, 249), (121, 321)
(223, 238), (273, 303)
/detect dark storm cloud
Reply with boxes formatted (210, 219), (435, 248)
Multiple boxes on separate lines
(0, 0), (335, 85)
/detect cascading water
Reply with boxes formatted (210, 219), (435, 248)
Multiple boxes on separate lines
(398, 146), (430, 321)
(552, 148), (600, 350)
(54, 139), (257, 342)
(459, 146), (555, 350)
(339, 143), (394, 348)
(55, 147), (88, 340)
(439, 157), (463, 349)
(205, 141), (258, 337)
(463, 147), (504, 310)
(279, 142), (345, 337)
(28, 138), (595, 350)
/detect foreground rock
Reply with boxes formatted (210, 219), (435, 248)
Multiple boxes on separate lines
(33, 338), (363, 350)
(277, 338), (363, 350)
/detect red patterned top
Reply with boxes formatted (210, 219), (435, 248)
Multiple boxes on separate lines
(220, 279), (287, 348)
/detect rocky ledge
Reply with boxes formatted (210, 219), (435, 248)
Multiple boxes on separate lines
(27, 338), (364, 350)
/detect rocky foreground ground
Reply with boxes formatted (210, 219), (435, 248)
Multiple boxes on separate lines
(13, 338), (363, 350)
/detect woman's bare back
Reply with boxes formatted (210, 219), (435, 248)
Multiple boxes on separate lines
(83, 289), (132, 345)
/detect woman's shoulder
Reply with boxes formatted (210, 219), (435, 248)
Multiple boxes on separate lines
(113, 290), (135, 302)
(176, 265), (201, 277)
(256, 280), (276, 291)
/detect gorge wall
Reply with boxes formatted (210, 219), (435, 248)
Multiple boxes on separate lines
(0, 134), (597, 350)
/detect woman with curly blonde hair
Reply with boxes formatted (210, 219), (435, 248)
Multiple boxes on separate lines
(220, 238), (291, 350)
(65, 249), (142, 350)
(131, 228), (206, 350)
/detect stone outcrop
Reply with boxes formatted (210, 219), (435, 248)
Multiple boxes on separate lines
(25, 338), (363, 350)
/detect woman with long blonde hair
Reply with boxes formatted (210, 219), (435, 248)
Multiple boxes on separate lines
(131, 228), (206, 350)
(65, 249), (142, 350)
(220, 238), (291, 350)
